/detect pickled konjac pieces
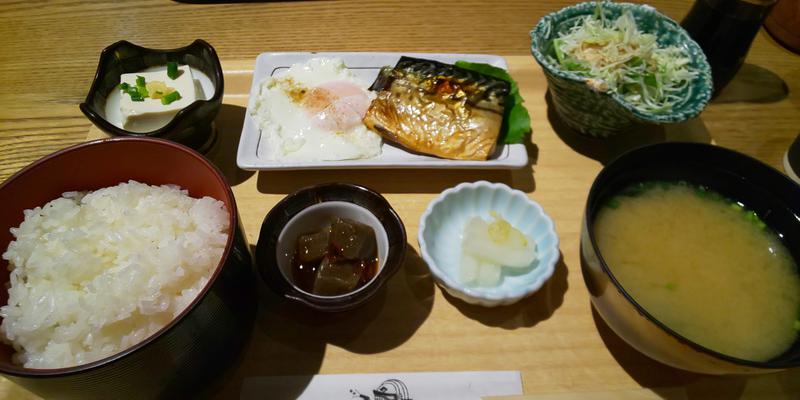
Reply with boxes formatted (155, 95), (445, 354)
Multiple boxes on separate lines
(291, 217), (379, 296)
(330, 216), (377, 260)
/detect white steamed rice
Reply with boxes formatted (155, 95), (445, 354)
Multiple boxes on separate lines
(0, 180), (229, 369)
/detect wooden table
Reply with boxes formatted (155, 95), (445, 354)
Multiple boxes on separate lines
(1, 1), (799, 399)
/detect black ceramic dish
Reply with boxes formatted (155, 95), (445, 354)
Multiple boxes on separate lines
(581, 142), (800, 374)
(79, 39), (224, 153)
(256, 183), (406, 312)
(785, 134), (800, 184)
(0, 138), (256, 399)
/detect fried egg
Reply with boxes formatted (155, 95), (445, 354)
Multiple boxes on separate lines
(251, 58), (381, 161)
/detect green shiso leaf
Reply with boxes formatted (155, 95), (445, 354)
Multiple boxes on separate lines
(506, 103), (531, 143)
(454, 61), (531, 144)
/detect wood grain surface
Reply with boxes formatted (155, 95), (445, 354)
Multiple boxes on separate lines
(1, 1), (799, 399)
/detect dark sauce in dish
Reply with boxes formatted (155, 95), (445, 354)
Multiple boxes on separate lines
(291, 217), (379, 296)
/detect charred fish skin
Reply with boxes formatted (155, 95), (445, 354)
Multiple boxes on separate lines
(363, 57), (510, 161)
(369, 57), (510, 113)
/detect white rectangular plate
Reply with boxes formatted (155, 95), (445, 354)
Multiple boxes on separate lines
(237, 52), (528, 170)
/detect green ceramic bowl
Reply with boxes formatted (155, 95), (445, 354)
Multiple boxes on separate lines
(530, 2), (712, 138)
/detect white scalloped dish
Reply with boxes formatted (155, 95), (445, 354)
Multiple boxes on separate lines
(418, 181), (560, 307)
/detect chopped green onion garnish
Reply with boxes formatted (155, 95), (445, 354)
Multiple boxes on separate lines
(794, 320), (800, 331)
(664, 282), (677, 291)
(120, 82), (144, 101)
(161, 90), (181, 105)
(694, 187), (708, 198)
(167, 62), (179, 79)
(135, 75), (149, 98)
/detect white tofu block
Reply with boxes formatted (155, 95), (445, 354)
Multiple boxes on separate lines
(119, 65), (197, 132)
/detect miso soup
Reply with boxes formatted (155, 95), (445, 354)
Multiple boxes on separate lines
(594, 182), (800, 362)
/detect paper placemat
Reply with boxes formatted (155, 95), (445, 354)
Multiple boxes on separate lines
(241, 370), (523, 400)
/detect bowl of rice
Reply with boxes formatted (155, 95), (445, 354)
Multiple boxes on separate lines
(0, 137), (257, 399)
(530, 1), (712, 137)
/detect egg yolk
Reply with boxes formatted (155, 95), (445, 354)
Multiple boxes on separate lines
(300, 81), (371, 133)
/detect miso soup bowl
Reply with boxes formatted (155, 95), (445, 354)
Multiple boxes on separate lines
(582, 142), (800, 374)
(0, 138), (257, 399)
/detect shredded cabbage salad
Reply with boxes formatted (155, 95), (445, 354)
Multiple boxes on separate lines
(549, 6), (697, 113)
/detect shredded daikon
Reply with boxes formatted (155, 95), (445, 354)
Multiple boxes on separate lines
(549, 5), (697, 113)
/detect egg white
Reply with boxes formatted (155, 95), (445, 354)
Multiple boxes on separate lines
(251, 57), (381, 161)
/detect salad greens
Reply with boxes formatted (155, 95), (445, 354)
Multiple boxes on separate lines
(455, 61), (531, 144)
(549, 6), (697, 113)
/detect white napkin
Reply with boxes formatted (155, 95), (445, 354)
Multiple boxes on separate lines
(241, 370), (522, 400)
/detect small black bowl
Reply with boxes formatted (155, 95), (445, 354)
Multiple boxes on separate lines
(581, 142), (800, 374)
(256, 183), (406, 312)
(79, 39), (224, 152)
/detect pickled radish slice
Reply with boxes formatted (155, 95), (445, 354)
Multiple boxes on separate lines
(458, 212), (537, 287)
(477, 261), (502, 287)
(460, 254), (480, 284)
(462, 213), (536, 268)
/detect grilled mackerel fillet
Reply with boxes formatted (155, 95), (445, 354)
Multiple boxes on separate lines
(362, 57), (510, 160)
